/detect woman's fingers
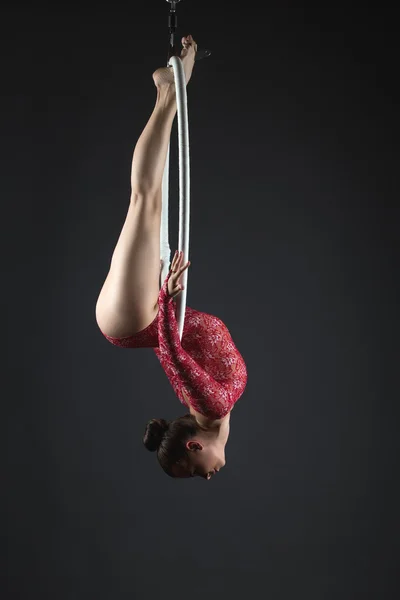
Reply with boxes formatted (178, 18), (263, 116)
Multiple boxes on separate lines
(169, 251), (190, 293)
(173, 263), (190, 285)
(172, 250), (181, 269)
(177, 259), (190, 274)
(166, 251), (190, 297)
(172, 250), (189, 273)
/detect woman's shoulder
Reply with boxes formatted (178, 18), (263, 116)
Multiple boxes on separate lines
(184, 394), (231, 429)
(184, 305), (227, 329)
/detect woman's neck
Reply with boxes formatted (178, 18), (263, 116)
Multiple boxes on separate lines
(190, 405), (231, 438)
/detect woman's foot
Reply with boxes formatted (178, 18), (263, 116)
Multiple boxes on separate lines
(153, 35), (197, 88)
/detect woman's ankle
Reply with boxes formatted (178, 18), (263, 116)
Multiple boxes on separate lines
(156, 83), (177, 109)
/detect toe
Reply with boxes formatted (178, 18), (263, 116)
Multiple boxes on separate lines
(182, 35), (194, 46)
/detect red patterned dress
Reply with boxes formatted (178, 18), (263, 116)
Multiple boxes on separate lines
(101, 272), (248, 419)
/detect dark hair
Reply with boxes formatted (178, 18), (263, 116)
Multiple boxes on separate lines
(143, 413), (199, 477)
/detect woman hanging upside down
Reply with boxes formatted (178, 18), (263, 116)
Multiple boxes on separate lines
(95, 35), (248, 480)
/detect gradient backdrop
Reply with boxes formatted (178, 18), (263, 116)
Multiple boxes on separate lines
(3, 2), (399, 599)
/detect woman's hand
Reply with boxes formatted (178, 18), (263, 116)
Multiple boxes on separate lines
(167, 250), (191, 298)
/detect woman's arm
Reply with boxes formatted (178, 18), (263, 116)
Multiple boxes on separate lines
(156, 272), (234, 420)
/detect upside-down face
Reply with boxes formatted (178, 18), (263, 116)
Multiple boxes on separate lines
(171, 440), (226, 480)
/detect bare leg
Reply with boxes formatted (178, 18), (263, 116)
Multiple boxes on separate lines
(130, 85), (177, 197)
(96, 36), (197, 338)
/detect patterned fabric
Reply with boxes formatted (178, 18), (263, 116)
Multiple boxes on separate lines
(101, 272), (248, 419)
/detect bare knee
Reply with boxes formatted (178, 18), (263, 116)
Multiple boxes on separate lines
(130, 189), (162, 213)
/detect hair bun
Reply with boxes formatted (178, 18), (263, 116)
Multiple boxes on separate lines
(143, 418), (169, 452)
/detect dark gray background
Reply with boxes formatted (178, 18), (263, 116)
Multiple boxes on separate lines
(3, 2), (399, 599)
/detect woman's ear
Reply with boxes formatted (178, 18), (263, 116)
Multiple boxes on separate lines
(186, 441), (202, 451)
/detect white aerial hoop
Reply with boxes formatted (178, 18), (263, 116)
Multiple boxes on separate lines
(160, 54), (190, 341)
(160, 0), (211, 340)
